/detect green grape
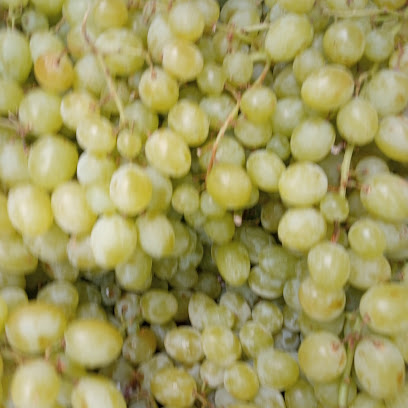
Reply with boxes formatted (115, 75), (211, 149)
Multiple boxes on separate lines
(30, 0), (64, 16)
(222, 51), (253, 87)
(123, 327), (157, 364)
(219, 290), (251, 329)
(147, 12), (176, 63)
(91, 0), (128, 30)
(0, 296), (7, 334)
(308, 241), (350, 290)
(320, 192), (350, 223)
(201, 325), (242, 367)
(144, 166), (172, 212)
(200, 190), (226, 218)
(224, 361), (259, 401)
(239, 320), (274, 358)
(359, 283), (408, 335)
(293, 47), (325, 84)
(77, 153), (115, 187)
(44, 260), (79, 282)
(265, 133), (291, 160)
(76, 302), (107, 321)
(274, 328), (300, 351)
(168, 0), (204, 41)
(116, 128), (142, 160)
(0, 28), (32, 83)
(194, 0), (220, 29)
(140, 289), (178, 325)
(240, 86), (277, 124)
(90, 214), (137, 269)
(265, 13), (314, 62)
(248, 265), (285, 299)
(18, 88), (62, 136)
(375, 115), (408, 162)
(201, 303), (236, 328)
(123, 101), (159, 138)
(0, 78), (23, 115)
(168, 265), (198, 290)
(301, 64), (354, 112)
(52, 181), (97, 236)
(283, 279), (302, 311)
(261, 199), (285, 233)
(164, 326), (203, 365)
(214, 241), (250, 286)
(278, 0), (314, 12)
(299, 311), (345, 337)
(6, 301), (66, 354)
(73, 54), (105, 96)
(299, 276), (345, 322)
(253, 385), (286, 408)
(234, 114), (273, 149)
(21, 7), (49, 35)
(354, 335), (405, 400)
(256, 347), (299, 391)
(29, 30), (65, 62)
(145, 128), (191, 178)
(291, 117), (335, 163)
(71, 375), (126, 408)
(200, 358), (225, 388)
(152, 257), (178, 281)
(151, 367), (197, 407)
(325, 0), (368, 8)
(139, 67), (179, 113)
(252, 300), (283, 334)
(67, 234), (97, 271)
(314, 378), (357, 408)
(360, 172), (408, 223)
(0, 287), (27, 313)
(285, 379), (318, 408)
(272, 96), (305, 137)
(298, 331), (346, 383)
(197, 62), (227, 95)
(65, 318), (123, 369)
(348, 218), (386, 258)
(28, 134), (78, 190)
(258, 245), (296, 281)
(350, 392), (386, 408)
(11, 359), (61, 408)
(365, 25), (397, 62)
(246, 149), (285, 193)
(278, 207), (327, 252)
(389, 43), (408, 73)
(194, 272), (221, 300)
(374, 0), (406, 9)
(207, 162), (252, 210)
(199, 93), (236, 130)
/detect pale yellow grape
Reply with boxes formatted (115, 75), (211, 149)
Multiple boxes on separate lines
(201, 303), (235, 328)
(375, 115), (408, 162)
(293, 47), (325, 84)
(301, 64), (354, 112)
(271, 97), (305, 138)
(164, 326), (203, 365)
(246, 149), (285, 193)
(5, 301), (66, 354)
(44, 261), (79, 283)
(365, 26), (397, 63)
(360, 172), (408, 223)
(0, 192), (16, 238)
(29, 30), (64, 63)
(220, 0), (261, 23)
(253, 386), (286, 408)
(0, 138), (29, 187)
(224, 361), (259, 401)
(207, 162), (252, 210)
(248, 265), (285, 299)
(71, 375), (126, 408)
(200, 359), (225, 388)
(90, 214), (137, 269)
(140, 289), (178, 325)
(278, 207), (327, 252)
(355, 156), (389, 184)
(240, 86), (277, 124)
(300, 312), (344, 338)
(197, 62), (226, 95)
(145, 128), (191, 178)
(136, 212), (175, 258)
(273, 65), (300, 98)
(223, 51), (253, 87)
(172, 183), (200, 215)
(265, 13), (313, 62)
(0, 77), (23, 115)
(239, 320), (274, 358)
(67, 234), (97, 271)
(30, 0), (63, 16)
(348, 218), (386, 258)
(256, 347), (299, 391)
(7, 183), (53, 237)
(298, 331), (346, 383)
(91, 0), (128, 30)
(21, 7), (49, 34)
(0, 287), (26, 313)
(76, 152), (115, 186)
(201, 325), (242, 367)
(354, 336), (405, 400)
(252, 300), (283, 334)
(139, 67), (179, 113)
(193, 0), (219, 29)
(299, 276), (345, 322)
(234, 114), (273, 148)
(51, 181), (97, 235)
(285, 379), (318, 408)
(360, 283), (408, 335)
(325, 0), (368, 8)
(0, 235), (38, 275)
(11, 359), (60, 408)
(147, 12), (176, 63)
(168, 219), (192, 258)
(200, 93), (236, 130)
(73, 54), (105, 96)
(168, 1), (204, 42)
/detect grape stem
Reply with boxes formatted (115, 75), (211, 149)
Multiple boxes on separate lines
(338, 337), (356, 408)
(339, 144), (354, 197)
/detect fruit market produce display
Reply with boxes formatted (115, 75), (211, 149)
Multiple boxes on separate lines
(0, 0), (408, 407)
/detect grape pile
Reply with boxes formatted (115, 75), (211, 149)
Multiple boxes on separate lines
(0, 0), (408, 407)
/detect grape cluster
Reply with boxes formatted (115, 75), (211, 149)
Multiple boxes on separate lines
(0, 0), (408, 408)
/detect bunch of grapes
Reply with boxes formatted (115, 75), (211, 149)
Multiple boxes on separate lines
(0, 0), (408, 407)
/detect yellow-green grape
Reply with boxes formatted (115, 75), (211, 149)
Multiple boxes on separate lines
(95, 28), (144, 76)
(350, 392), (386, 408)
(313, 378), (357, 408)
(290, 117), (335, 162)
(325, 0), (368, 8)
(77, 152), (116, 186)
(224, 361), (259, 401)
(28, 134), (78, 190)
(373, 0), (406, 8)
(44, 261), (79, 283)
(168, 100), (209, 147)
(363, 69), (408, 116)
(0, 28), (32, 83)
(139, 67), (179, 113)
(0, 296), (7, 333)
(200, 93), (236, 130)
(21, 7), (49, 35)
(172, 183), (200, 215)
(360, 283), (408, 335)
(76, 114), (116, 155)
(320, 192), (350, 223)
(236, 225), (275, 264)
(273, 65), (300, 98)
(375, 115), (408, 162)
(279, 161), (328, 207)
(168, 0), (204, 41)
(265, 13), (313, 62)
(147, 12), (176, 63)
(144, 167), (172, 213)
(201, 325), (242, 367)
(90, 214), (137, 269)
(365, 25), (397, 63)
(246, 149), (285, 193)
(11, 359), (61, 408)
(51, 181), (97, 235)
(299, 276), (345, 322)
(34, 51), (74, 94)
(272, 96), (305, 138)
(219, 290), (251, 329)
(222, 51), (253, 87)
(240, 86), (277, 124)
(194, 273), (221, 300)
(258, 245), (296, 282)
(256, 347), (299, 391)
(197, 62), (226, 95)
(201, 303), (235, 328)
(136, 212), (175, 258)
(73, 54), (105, 96)
(0, 139), (29, 188)
(207, 162), (252, 210)
(390, 43), (408, 74)
(323, 20), (365, 66)
(116, 128), (142, 160)
(278, 207), (327, 252)
(0, 235), (38, 275)
(278, 0), (315, 12)
(239, 320), (274, 358)
(18, 88), (62, 136)
(308, 241), (350, 290)
(360, 172), (408, 223)
(67, 234), (97, 271)
(260, 199), (285, 233)
(200, 358), (225, 388)
(123, 327), (157, 364)
(293, 47), (325, 84)
(5, 301), (66, 354)
(30, 0), (63, 16)
(301, 64), (354, 112)
(214, 241), (250, 286)
(91, 0), (128, 30)
(140, 289), (178, 325)
(145, 128), (191, 178)
(64, 318), (123, 369)
(348, 250), (391, 290)
(0, 287), (27, 313)
(234, 114), (273, 149)
(354, 335), (405, 400)
(348, 218), (386, 258)
(252, 300), (283, 334)
(0, 78), (23, 115)
(188, 292), (216, 330)
(29, 30), (64, 63)
(392, 330), (408, 364)
(203, 213), (236, 245)
(299, 312), (345, 337)
(193, 0), (219, 29)
(7, 183), (53, 237)
(164, 326), (203, 365)
(298, 331), (346, 383)
(248, 265), (285, 299)
(71, 375), (126, 408)
(283, 279), (302, 312)
(85, 182), (115, 215)
(285, 379), (318, 408)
